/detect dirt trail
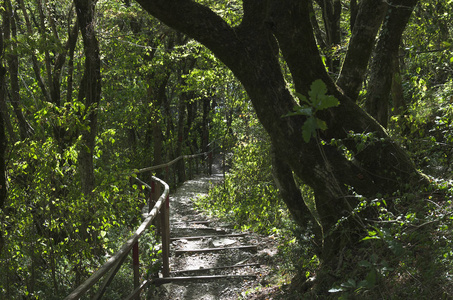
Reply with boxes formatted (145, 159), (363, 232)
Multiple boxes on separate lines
(151, 158), (277, 300)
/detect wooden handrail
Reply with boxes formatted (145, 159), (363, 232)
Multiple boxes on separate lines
(64, 176), (169, 300)
(65, 151), (213, 299)
(135, 152), (208, 174)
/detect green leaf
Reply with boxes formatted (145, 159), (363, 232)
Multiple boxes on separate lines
(316, 118), (327, 130)
(302, 116), (318, 142)
(341, 278), (357, 288)
(358, 260), (372, 268)
(365, 269), (377, 286)
(282, 105), (312, 117)
(317, 94), (340, 110)
(308, 79), (328, 102)
(295, 106), (313, 116)
(307, 79), (340, 110)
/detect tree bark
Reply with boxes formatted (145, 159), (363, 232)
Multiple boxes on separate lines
(309, 2), (326, 49)
(175, 58), (196, 182)
(391, 55), (406, 114)
(336, 0), (388, 101)
(66, 20), (78, 105)
(202, 97), (211, 172)
(349, 0), (358, 31)
(74, 0), (101, 196)
(0, 25), (7, 255)
(153, 76), (169, 171)
(366, 0), (417, 127)
(176, 95), (186, 182)
(271, 146), (322, 247)
(0, 16), (14, 142)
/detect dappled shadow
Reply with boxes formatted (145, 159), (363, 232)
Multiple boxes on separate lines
(151, 157), (263, 299)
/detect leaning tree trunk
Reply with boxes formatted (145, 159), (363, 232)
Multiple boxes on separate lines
(135, 0), (428, 292)
(74, 0), (101, 196)
(366, 0), (418, 127)
(271, 146), (322, 246)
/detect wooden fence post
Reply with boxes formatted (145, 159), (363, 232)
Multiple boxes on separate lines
(132, 242), (140, 300)
(161, 194), (170, 277)
(152, 178), (161, 232)
(149, 180), (155, 213)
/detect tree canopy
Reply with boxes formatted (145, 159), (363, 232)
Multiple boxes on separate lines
(1, 0), (453, 298)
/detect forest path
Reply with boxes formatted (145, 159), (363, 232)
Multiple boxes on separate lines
(151, 156), (278, 300)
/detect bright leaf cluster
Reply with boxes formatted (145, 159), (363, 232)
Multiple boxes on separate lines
(284, 79), (340, 142)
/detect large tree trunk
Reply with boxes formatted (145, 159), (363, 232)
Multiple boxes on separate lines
(74, 0), (101, 196)
(271, 146), (322, 245)
(152, 77), (169, 174)
(175, 95), (186, 183)
(366, 0), (418, 127)
(350, 0), (358, 30)
(148, 77), (167, 176)
(392, 55), (407, 114)
(0, 14), (14, 143)
(0, 26), (7, 254)
(135, 0), (427, 292)
(336, 0), (388, 101)
(201, 97), (212, 173)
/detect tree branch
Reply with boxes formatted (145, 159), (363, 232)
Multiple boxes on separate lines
(336, 0), (388, 101)
(134, 0), (241, 68)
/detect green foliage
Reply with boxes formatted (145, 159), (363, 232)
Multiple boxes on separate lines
(2, 0), (453, 298)
(324, 184), (453, 299)
(1, 134), (146, 298)
(195, 109), (319, 293)
(389, 79), (453, 178)
(98, 230), (160, 299)
(2, 0), (241, 296)
(196, 129), (284, 234)
(195, 0), (243, 26)
(284, 80), (339, 142)
(404, 0), (453, 85)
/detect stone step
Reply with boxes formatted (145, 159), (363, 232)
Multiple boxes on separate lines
(174, 245), (257, 255)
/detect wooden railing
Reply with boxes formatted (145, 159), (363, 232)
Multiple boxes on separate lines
(65, 151), (213, 300)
